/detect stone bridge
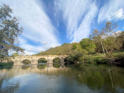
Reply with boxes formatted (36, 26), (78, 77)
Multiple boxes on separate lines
(10, 55), (68, 67)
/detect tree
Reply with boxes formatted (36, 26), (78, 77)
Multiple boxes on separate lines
(116, 31), (124, 49)
(91, 22), (120, 57)
(80, 38), (96, 54)
(11, 52), (19, 57)
(91, 30), (105, 53)
(64, 53), (82, 66)
(0, 4), (23, 61)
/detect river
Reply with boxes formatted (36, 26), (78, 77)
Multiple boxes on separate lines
(0, 65), (124, 93)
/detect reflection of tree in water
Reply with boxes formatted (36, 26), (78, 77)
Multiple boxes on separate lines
(65, 65), (124, 93)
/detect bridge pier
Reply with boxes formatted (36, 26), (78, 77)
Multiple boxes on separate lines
(60, 58), (65, 68)
(47, 58), (53, 68)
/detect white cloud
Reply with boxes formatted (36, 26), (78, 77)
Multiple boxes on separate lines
(73, 3), (98, 42)
(114, 8), (124, 19)
(0, 0), (60, 55)
(18, 37), (43, 55)
(55, 0), (97, 42)
(1, 0), (123, 55)
(98, 0), (124, 23)
(57, 0), (91, 41)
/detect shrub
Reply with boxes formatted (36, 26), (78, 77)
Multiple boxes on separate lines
(53, 57), (61, 68)
(83, 56), (95, 64)
(114, 55), (124, 66)
(0, 61), (14, 69)
(94, 57), (111, 64)
(64, 53), (82, 66)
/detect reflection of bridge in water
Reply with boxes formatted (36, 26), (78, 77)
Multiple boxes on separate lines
(10, 55), (67, 67)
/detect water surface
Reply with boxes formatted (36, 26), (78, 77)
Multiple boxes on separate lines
(0, 65), (124, 93)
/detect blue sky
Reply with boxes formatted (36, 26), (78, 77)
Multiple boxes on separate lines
(0, 0), (124, 55)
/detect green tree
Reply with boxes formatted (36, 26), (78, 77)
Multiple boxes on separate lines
(91, 22), (120, 57)
(0, 4), (23, 61)
(80, 38), (96, 54)
(91, 30), (105, 53)
(12, 52), (19, 57)
(116, 31), (124, 49)
(64, 53), (82, 66)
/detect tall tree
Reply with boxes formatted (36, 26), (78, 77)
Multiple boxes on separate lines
(91, 22), (120, 57)
(80, 38), (96, 54)
(0, 4), (23, 61)
(116, 31), (124, 50)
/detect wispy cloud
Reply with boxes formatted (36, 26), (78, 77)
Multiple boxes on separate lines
(55, 0), (98, 42)
(114, 8), (124, 19)
(0, 0), (60, 54)
(18, 37), (43, 55)
(73, 2), (98, 42)
(98, 0), (124, 23)
(0, 0), (124, 54)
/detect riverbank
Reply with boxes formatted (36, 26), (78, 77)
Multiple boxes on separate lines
(64, 51), (124, 68)
(85, 51), (124, 66)
(0, 62), (14, 69)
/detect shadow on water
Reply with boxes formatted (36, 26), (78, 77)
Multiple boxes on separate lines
(0, 64), (123, 93)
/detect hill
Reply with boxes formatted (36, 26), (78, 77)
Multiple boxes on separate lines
(37, 43), (81, 55)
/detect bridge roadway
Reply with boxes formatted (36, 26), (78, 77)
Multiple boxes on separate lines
(9, 55), (67, 66)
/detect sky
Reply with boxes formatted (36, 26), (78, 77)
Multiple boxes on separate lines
(0, 0), (124, 55)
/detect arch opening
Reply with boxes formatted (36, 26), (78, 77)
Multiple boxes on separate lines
(21, 59), (31, 69)
(22, 59), (31, 65)
(37, 58), (47, 69)
(53, 57), (61, 68)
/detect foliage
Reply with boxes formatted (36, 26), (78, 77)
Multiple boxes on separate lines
(0, 4), (23, 61)
(91, 22), (123, 57)
(64, 53), (82, 66)
(22, 59), (31, 65)
(36, 22), (124, 67)
(53, 57), (61, 68)
(80, 38), (96, 54)
(116, 31), (124, 49)
(0, 61), (13, 69)
(37, 43), (85, 55)
(11, 53), (19, 57)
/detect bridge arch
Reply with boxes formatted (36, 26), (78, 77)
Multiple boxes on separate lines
(53, 57), (61, 68)
(38, 58), (47, 65)
(9, 55), (68, 67)
(22, 59), (31, 65)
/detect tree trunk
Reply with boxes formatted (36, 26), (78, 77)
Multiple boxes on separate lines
(100, 40), (105, 55)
